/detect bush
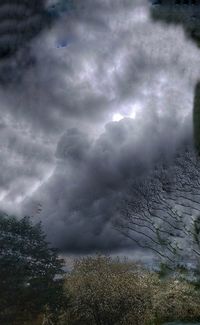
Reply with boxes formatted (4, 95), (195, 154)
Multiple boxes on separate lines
(2, 214), (200, 325)
(62, 255), (155, 325)
(152, 278), (200, 324)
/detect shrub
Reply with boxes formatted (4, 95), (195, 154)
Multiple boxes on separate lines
(152, 278), (200, 324)
(62, 255), (155, 325)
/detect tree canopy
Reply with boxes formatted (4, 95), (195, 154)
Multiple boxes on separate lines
(0, 213), (65, 324)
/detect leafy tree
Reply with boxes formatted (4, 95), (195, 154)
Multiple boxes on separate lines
(62, 255), (154, 325)
(0, 213), (65, 325)
(59, 255), (200, 325)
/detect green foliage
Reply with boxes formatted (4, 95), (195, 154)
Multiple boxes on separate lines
(1, 212), (200, 325)
(157, 262), (173, 279)
(0, 213), (65, 325)
(1, 241), (200, 325)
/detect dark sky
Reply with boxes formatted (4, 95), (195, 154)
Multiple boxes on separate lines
(0, 0), (200, 253)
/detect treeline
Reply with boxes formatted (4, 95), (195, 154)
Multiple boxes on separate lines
(1, 214), (200, 325)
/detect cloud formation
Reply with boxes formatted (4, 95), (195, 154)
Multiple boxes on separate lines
(0, 0), (52, 84)
(0, 0), (200, 252)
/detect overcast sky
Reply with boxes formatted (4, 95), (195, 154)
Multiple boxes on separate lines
(1, 0), (200, 253)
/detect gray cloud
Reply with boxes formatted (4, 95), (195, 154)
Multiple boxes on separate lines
(23, 115), (193, 252)
(0, 0), (200, 252)
(0, 0), (52, 85)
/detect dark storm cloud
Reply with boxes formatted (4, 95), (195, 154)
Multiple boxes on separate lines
(1, 0), (200, 251)
(25, 115), (193, 252)
(0, 0), (52, 85)
(1, 0), (197, 139)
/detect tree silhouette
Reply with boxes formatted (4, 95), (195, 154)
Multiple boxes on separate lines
(0, 213), (65, 324)
(116, 147), (200, 270)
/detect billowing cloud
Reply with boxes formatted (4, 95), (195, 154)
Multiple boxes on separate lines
(0, 0), (200, 252)
(25, 115), (193, 252)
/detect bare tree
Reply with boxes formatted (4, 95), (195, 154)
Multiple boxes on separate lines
(116, 147), (200, 269)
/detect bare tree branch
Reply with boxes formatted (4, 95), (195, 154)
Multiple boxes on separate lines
(115, 146), (200, 268)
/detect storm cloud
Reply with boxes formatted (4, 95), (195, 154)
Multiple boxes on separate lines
(0, 0), (53, 84)
(1, 0), (200, 252)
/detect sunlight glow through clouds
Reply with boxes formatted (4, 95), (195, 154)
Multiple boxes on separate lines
(112, 102), (142, 122)
(20, 167), (56, 204)
(112, 113), (124, 122)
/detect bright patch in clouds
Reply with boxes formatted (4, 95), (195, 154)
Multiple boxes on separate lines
(1, 0), (200, 252)
(112, 111), (137, 122)
(112, 102), (142, 122)
(112, 113), (124, 122)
